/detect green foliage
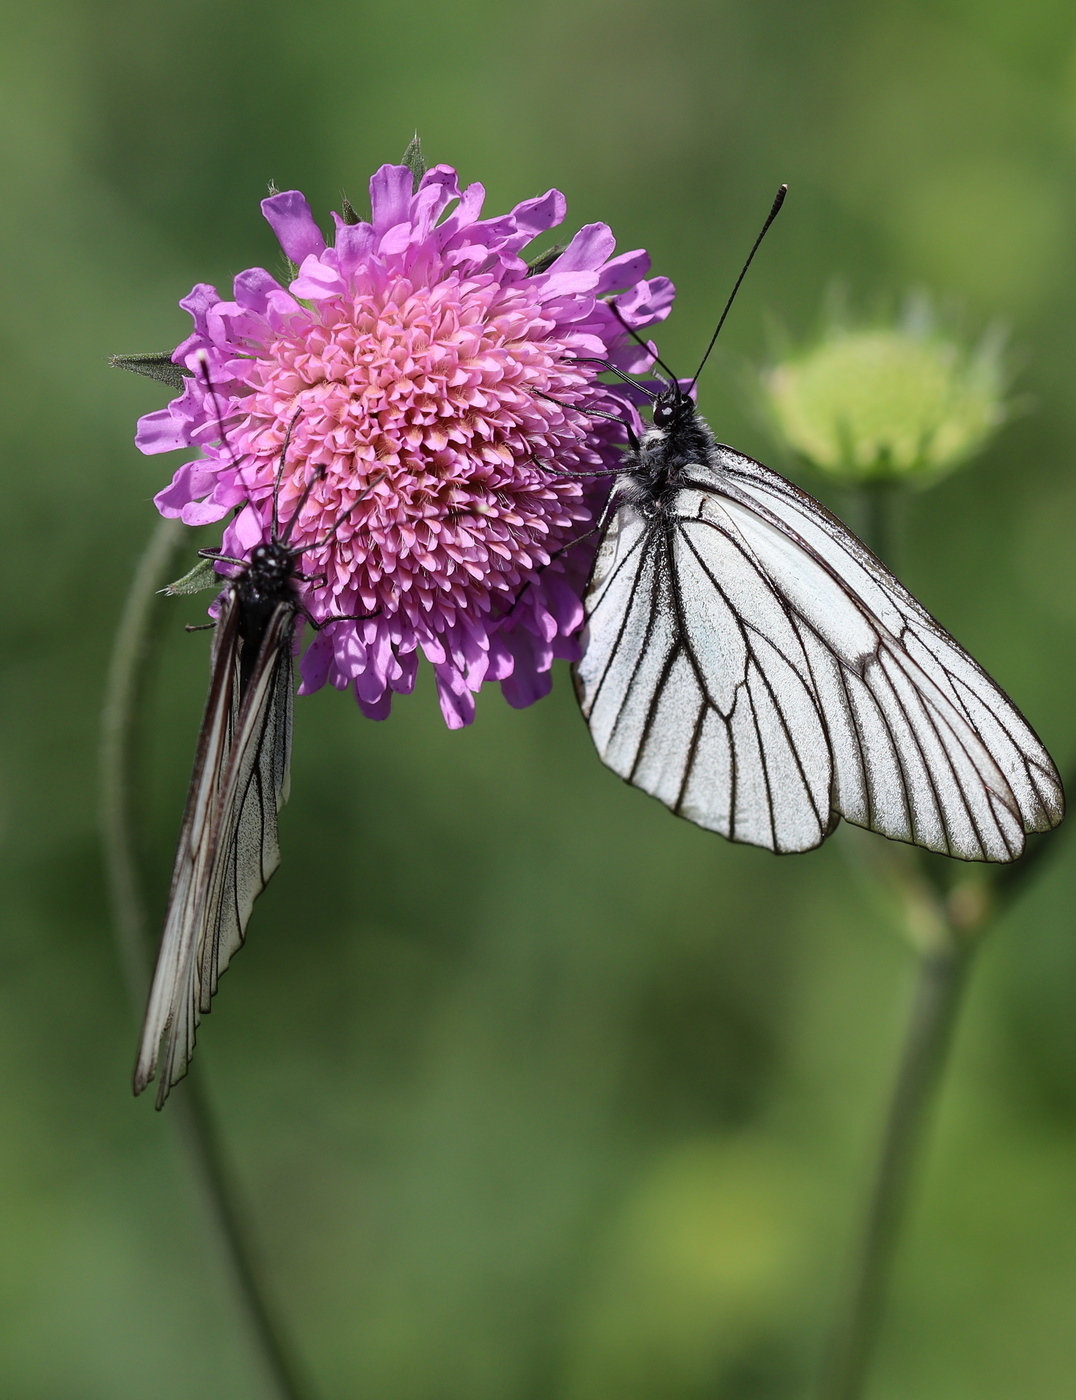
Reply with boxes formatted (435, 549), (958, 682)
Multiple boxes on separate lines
(402, 132), (427, 190)
(109, 351), (190, 393)
(161, 555), (220, 596)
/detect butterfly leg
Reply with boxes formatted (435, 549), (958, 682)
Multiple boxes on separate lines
(531, 390), (640, 456)
(503, 521), (608, 618)
(301, 606), (382, 631)
(198, 548), (247, 568)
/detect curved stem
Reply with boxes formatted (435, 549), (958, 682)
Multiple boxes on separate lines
(100, 514), (184, 1004)
(100, 516), (315, 1400)
(819, 935), (974, 1400)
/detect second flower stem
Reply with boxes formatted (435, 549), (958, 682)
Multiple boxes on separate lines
(820, 928), (974, 1400)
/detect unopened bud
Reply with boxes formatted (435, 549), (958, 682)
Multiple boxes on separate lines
(762, 301), (1009, 486)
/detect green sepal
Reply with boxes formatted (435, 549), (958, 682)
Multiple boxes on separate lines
(109, 352), (190, 393)
(526, 244), (565, 276)
(402, 134), (426, 191)
(340, 194), (361, 225)
(161, 555), (222, 596)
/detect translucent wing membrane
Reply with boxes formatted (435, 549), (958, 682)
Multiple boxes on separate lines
(575, 446), (1063, 860)
(134, 593), (295, 1105)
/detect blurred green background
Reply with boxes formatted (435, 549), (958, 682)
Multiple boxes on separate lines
(3, 0), (1076, 1396)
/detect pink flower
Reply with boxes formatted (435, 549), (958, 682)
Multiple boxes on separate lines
(138, 162), (673, 726)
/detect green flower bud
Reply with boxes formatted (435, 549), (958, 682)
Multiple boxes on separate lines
(761, 303), (1009, 485)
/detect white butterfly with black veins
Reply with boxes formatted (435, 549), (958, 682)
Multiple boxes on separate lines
(575, 193), (1063, 861)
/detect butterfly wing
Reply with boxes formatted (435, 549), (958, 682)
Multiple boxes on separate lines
(575, 495), (835, 853)
(576, 450), (1063, 860)
(134, 591), (295, 1105)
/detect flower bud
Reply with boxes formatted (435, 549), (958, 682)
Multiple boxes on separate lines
(762, 302), (1008, 485)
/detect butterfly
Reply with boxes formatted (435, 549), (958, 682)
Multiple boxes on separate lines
(133, 533), (300, 1105)
(134, 361), (379, 1106)
(574, 191), (1064, 860)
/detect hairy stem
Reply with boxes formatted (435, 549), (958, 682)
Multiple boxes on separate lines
(819, 932), (974, 1400)
(100, 515), (314, 1400)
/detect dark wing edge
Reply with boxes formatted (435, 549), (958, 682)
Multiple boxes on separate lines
(133, 601), (296, 1106)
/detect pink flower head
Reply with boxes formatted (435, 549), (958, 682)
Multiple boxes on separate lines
(138, 162), (674, 726)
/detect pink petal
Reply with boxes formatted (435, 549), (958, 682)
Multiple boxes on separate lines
(369, 164), (414, 235)
(551, 222), (616, 274)
(261, 191), (327, 264)
(596, 249), (651, 294)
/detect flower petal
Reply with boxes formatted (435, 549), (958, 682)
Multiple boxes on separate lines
(596, 248), (651, 294)
(369, 164), (415, 235)
(261, 191), (327, 264)
(551, 222), (616, 274)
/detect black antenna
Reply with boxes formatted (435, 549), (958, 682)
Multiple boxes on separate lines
(564, 355), (660, 401)
(609, 301), (679, 383)
(688, 183), (787, 394)
(195, 350), (247, 482)
(309, 470), (388, 551)
(278, 464), (328, 546)
(195, 351), (315, 549)
(271, 410), (303, 538)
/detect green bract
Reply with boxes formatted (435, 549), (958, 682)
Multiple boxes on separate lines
(762, 315), (1008, 485)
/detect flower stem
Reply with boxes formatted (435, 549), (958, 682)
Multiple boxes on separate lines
(819, 929), (974, 1400)
(100, 515), (315, 1400)
(818, 483), (974, 1400)
(100, 514), (185, 1006)
(861, 481), (896, 566)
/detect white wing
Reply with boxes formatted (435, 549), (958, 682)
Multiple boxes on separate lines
(575, 449), (1063, 861)
(134, 592), (295, 1105)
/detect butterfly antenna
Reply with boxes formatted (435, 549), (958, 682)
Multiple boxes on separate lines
(195, 350), (245, 474)
(564, 356), (660, 401)
(279, 463), (329, 546)
(608, 302), (679, 382)
(688, 183), (787, 394)
(195, 351), (311, 547)
(309, 470), (389, 551)
(272, 410), (303, 541)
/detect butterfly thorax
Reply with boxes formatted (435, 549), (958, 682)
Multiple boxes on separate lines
(621, 395), (717, 516)
(235, 541), (299, 690)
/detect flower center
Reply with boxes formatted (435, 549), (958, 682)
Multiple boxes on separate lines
(234, 272), (597, 629)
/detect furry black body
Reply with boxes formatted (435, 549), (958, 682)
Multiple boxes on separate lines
(233, 541), (301, 691)
(613, 387), (717, 519)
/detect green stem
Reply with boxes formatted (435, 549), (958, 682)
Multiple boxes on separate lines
(819, 935), (974, 1400)
(99, 516), (314, 1400)
(861, 481), (896, 565)
(818, 479), (968, 1400)
(100, 515), (184, 1004)
(817, 457), (1071, 1400)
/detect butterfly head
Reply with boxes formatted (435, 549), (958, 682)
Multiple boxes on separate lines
(250, 540), (294, 574)
(651, 383), (695, 430)
(242, 540), (300, 606)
